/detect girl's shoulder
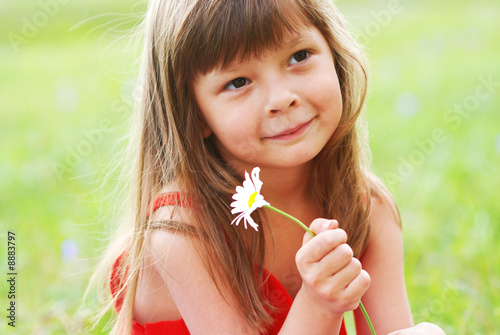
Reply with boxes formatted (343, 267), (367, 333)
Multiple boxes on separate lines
(358, 171), (402, 260)
(368, 191), (401, 233)
(361, 171), (403, 265)
(364, 171), (401, 227)
(145, 183), (200, 269)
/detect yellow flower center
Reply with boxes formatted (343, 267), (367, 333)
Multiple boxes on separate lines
(248, 191), (258, 208)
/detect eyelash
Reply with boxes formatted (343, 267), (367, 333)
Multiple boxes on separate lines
(224, 77), (249, 91)
(222, 50), (312, 91)
(289, 50), (311, 65)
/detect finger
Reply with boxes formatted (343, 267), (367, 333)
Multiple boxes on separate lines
(298, 228), (347, 266)
(328, 257), (361, 291)
(342, 269), (371, 304)
(302, 219), (338, 245)
(319, 243), (355, 278)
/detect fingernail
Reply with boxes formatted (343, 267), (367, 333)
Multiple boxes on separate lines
(322, 221), (333, 230)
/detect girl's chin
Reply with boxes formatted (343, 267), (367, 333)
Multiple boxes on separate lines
(251, 155), (318, 170)
(218, 141), (325, 170)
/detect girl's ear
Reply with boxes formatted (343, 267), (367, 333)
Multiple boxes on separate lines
(202, 127), (212, 139)
(200, 120), (213, 138)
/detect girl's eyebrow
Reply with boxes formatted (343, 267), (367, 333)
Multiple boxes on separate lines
(283, 33), (314, 49)
(214, 33), (315, 75)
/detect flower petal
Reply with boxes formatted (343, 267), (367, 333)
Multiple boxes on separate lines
(231, 212), (244, 227)
(251, 167), (263, 193)
(242, 179), (255, 193)
(234, 185), (245, 193)
(231, 203), (245, 214)
(253, 199), (270, 210)
(245, 214), (259, 231)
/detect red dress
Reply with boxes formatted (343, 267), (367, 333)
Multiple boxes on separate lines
(110, 192), (348, 334)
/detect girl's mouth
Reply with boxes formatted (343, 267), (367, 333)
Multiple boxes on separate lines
(264, 118), (315, 141)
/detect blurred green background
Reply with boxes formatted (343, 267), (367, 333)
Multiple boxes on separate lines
(1, 0), (499, 333)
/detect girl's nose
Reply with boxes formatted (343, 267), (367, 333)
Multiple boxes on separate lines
(265, 79), (301, 115)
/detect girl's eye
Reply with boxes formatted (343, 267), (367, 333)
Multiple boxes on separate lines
(224, 77), (249, 90)
(289, 50), (310, 65)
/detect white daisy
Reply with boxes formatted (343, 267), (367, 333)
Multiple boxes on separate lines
(230, 167), (270, 231)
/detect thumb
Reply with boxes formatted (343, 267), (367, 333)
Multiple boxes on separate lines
(302, 219), (338, 245)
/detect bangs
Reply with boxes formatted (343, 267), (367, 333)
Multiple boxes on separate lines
(177, 0), (313, 77)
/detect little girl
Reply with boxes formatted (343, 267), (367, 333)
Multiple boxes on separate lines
(92, 0), (446, 334)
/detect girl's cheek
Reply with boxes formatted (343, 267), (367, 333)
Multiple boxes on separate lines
(317, 80), (342, 111)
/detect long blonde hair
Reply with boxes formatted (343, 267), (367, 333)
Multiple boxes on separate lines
(89, 0), (397, 333)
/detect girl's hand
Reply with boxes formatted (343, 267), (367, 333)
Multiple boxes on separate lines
(387, 322), (446, 335)
(295, 218), (371, 316)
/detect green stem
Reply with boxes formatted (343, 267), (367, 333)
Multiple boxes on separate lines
(264, 204), (376, 335)
(359, 301), (376, 335)
(264, 205), (315, 237)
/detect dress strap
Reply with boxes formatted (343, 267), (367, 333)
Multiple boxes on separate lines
(150, 192), (190, 214)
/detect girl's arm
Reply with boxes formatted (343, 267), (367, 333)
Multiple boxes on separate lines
(354, 195), (445, 334)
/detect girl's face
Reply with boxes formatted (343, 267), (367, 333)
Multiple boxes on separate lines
(193, 25), (342, 172)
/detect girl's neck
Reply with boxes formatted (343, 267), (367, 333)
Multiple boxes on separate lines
(259, 164), (314, 211)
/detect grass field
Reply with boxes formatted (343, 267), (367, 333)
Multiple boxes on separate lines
(1, 0), (499, 333)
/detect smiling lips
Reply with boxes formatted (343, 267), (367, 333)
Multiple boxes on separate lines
(264, 118), (314, 140)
